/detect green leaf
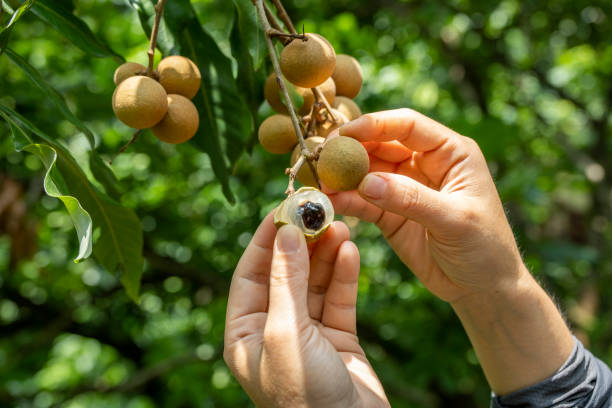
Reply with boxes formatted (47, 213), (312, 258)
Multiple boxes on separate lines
(31, 0), (123, 61)
(0, 105), (143, 301)
(4, 48), (96, 147)
(162, 0), (256, 204)
(0, 0), (34, 54)
(229, 2), (266, 152)
(89, 152), (122, 200)
(231, 0), (266, 70)
(125, 0), (177, 56)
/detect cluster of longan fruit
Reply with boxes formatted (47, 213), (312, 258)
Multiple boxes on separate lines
(258, 33), (369, 192)
(112, 56), (201, 144)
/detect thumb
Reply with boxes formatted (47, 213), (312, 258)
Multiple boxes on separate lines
(358, 172), (454, 231)
(267, 225), (310, 325)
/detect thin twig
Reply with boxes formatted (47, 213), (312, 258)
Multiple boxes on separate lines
(285, 154), (306, 195)
(312, 87), (336, 121)
(146, 0), (167, 77)
(254, 0), (320, 192)
(264, 3), (284, 32)
(271, 0), (297, 34)
(267, 28), (307, 41)
(109, 130), (142, 165)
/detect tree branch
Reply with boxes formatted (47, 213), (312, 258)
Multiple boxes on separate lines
(146, 0), (167, 77)
(271, 0), (297, 34)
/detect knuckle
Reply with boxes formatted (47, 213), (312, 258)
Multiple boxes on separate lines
(398, 183), (420, 213)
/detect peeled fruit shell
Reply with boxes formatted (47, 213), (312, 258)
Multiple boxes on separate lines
(274, 187), (334, 242)
(280, 33), (336, 88)
(112, 76), (168, 129)
(152, 94), (199, 144)
(113, 62), (146, 85)
(332, 54), (363, 98)
(290, 136), (325, 187)
(157, 56), (201, 99)
(264, 74), (336, 115)
(258, 114), (298, 154)
(315, 108), (349, 138)
(317, 136), (369, 191)
(333, 96), (361, 121)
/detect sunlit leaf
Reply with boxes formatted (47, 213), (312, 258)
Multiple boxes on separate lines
(0, 0), (34, 53)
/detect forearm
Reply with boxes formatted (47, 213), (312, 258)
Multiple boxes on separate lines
(451, 265), (574, 395)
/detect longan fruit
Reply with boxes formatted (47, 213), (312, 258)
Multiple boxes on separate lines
(332, 54), (363, 98)
(317, 136), (369, 191)
(112, 76), (168, 129)
(333, 96), (361, 121)
(258, 115), (298, 154)
(315, 108), (349, 138)
(151, 94), (199, 144)
(265, 74), (336, 115)
(113, 62), (146, 85)
(157, 56), (201, 99)
(280, 33), (336, 88)
(290, 136), (325, 187)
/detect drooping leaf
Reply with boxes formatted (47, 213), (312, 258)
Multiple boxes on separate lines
(231, 0), (266, 70)
(162, 0), (256, 204)
(125, 0), (177, 56)
(0, 0), (34, 53)
(31, 0), (123, 61)
(0, 105), (143, 301)
(230, 2), (266, 151)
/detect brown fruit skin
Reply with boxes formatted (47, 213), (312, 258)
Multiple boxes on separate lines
(112, 76), (168, 129)
(265, 74), (335, 115)
(113, 62), (146, 85)
(280, 33), (336, 88)
(258, 115), (298, 154)
(315, 109), (349, 138)
(290, 136), (325, 187)
(332, 54), (363, 99)
(152, 94), (199, 144)
(317, 136), (369, 191)
(333, 96), (361, 121)
(157, 56), (201, 99)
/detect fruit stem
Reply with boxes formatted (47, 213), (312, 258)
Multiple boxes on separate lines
(146, 0), (167, 78)
(264, 3), (290, 44)
(312, 87), (337, 122)
(109, 130), (142, 165)
(266, 29), (307, 41)
(254, 0), (321, 193)
(285, 154), (305, 195)
(271, 0), (297, 34)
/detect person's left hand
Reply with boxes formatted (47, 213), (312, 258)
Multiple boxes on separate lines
(224, 212), (389, 407)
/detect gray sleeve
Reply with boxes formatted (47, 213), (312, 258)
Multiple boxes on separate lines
(490, 337), (612, 408)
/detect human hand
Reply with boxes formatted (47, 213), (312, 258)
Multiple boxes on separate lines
(224, 213), (389, 408)
(329, 109), (526, 303)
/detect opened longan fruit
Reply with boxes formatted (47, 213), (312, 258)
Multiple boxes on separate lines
(315, 108), (349, 138)
(280, 33), (336, 88)
(157, 56), (201, 99)
(113, 62), (146, 85)
(264, 74), (336, 115)
(112, 76), (168, 129)
(258, 114), (298, 154)
(333, 96), (361, 121)
(332, 54), (363, 99)
(317, 136), (369, 191)
(151, 94), (199, 144)
(290, 136), (325, 187)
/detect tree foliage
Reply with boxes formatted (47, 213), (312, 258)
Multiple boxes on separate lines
(0, 0), (611, 406)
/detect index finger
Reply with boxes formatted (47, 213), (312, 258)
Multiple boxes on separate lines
(340, 108), (458, 152)
(226, 211), (277, 321)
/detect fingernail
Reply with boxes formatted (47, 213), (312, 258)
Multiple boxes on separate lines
(360, 174), (387, 199)
(340, 116), (366, 135)
(277, 225), (301, 253)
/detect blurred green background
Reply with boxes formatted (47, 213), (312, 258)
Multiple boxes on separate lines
(1, 0), (612, 406)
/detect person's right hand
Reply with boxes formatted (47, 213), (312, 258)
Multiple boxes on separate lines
(329, 109), (526, 304)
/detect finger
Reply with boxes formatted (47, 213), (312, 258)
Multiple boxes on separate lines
(322, 241), (360, 334)
(267, 225), (310, 328)
(226, 211), (277, 321)
(341, 108), (459, 152)
(365, 141), (413, 163)
(308, 222), (351, 320)
(358, 172), (456, 232)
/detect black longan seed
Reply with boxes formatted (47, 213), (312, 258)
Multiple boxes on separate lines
(297, 201), (325, 230)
